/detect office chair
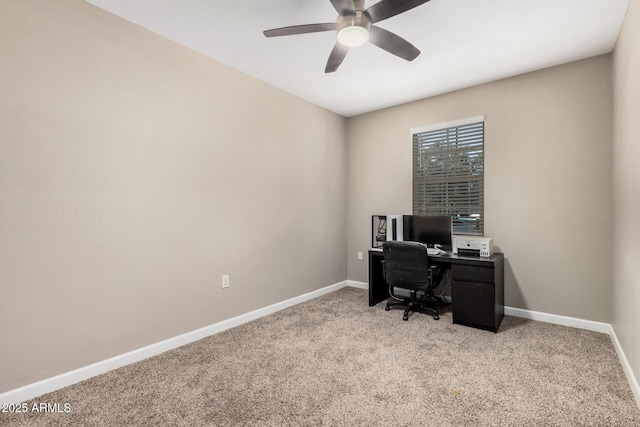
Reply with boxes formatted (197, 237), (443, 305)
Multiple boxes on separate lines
(382, 241), (444, 321)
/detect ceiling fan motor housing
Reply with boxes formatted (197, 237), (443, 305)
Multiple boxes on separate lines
(337, 12), (371, 33)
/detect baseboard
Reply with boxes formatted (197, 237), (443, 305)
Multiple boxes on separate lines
(346, 280), (368, 289)
(0, 280), (350, 405)
(504, 306), (611, 333)
(608, 325), (640, 407)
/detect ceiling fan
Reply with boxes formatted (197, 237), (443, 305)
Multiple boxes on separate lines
(264, 0), (430, 73)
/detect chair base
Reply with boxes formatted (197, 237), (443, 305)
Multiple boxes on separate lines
(385, 300), (440, 321)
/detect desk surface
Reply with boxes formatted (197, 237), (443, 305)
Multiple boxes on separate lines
(369, 248), (503, 267)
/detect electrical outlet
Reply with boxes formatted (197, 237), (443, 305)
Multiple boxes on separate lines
(358, 251), (363, 260)
(221, 274), (230, 289)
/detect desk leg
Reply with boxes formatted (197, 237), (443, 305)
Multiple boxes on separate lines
(368, 252), (389, 306)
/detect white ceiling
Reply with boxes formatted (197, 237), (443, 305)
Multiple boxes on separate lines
(85, 0), (629, 117)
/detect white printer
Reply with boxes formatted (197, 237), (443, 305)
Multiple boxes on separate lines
(453, 236), (494, 257)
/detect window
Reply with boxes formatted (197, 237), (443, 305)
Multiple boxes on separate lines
(411, 116), (485, 235)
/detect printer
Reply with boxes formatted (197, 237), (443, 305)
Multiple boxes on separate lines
(453, 236), (494, 257)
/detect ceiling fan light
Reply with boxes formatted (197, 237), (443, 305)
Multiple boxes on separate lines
(337, 25), (369, 47)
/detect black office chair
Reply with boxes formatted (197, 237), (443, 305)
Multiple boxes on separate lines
(382, 241), (444, 321)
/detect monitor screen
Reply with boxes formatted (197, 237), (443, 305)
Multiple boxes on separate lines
(403, 215), (452, 250)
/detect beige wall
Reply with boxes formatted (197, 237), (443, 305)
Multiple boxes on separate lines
(347, 56), (613, 321)
(612, 0), (640, 395)
(0, 0), (347, 393)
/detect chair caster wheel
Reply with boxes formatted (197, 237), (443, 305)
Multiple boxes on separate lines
(385, 305), (390, 311)
(403, 314), (409, 321)
(434, 315), (440, 320)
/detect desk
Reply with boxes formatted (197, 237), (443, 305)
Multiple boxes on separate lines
(368, 249), (504, 332)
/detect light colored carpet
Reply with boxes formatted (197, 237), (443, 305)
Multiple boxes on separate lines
(2, 287), (639, 426)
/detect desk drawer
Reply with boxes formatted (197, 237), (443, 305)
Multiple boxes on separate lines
(452, 264), (494, 283)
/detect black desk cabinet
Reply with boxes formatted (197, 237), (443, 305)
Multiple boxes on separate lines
(368, 250), (504, 332)
(450, 255), (504, 332)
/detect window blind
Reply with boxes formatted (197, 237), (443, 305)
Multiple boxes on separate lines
(412, 120), (484, 235)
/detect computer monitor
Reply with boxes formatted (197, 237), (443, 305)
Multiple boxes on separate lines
(403, 215), (453, 250)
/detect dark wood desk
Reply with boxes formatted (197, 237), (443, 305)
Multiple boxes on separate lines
(368, 249), (504, 332)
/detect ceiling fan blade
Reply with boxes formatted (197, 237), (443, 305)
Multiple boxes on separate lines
(369, 26), (420, 61)
(365, 0), (430, 24)
(325, 42), (350, 73)
(330, 0), (356, 16)
(264, 23), (335, 38)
